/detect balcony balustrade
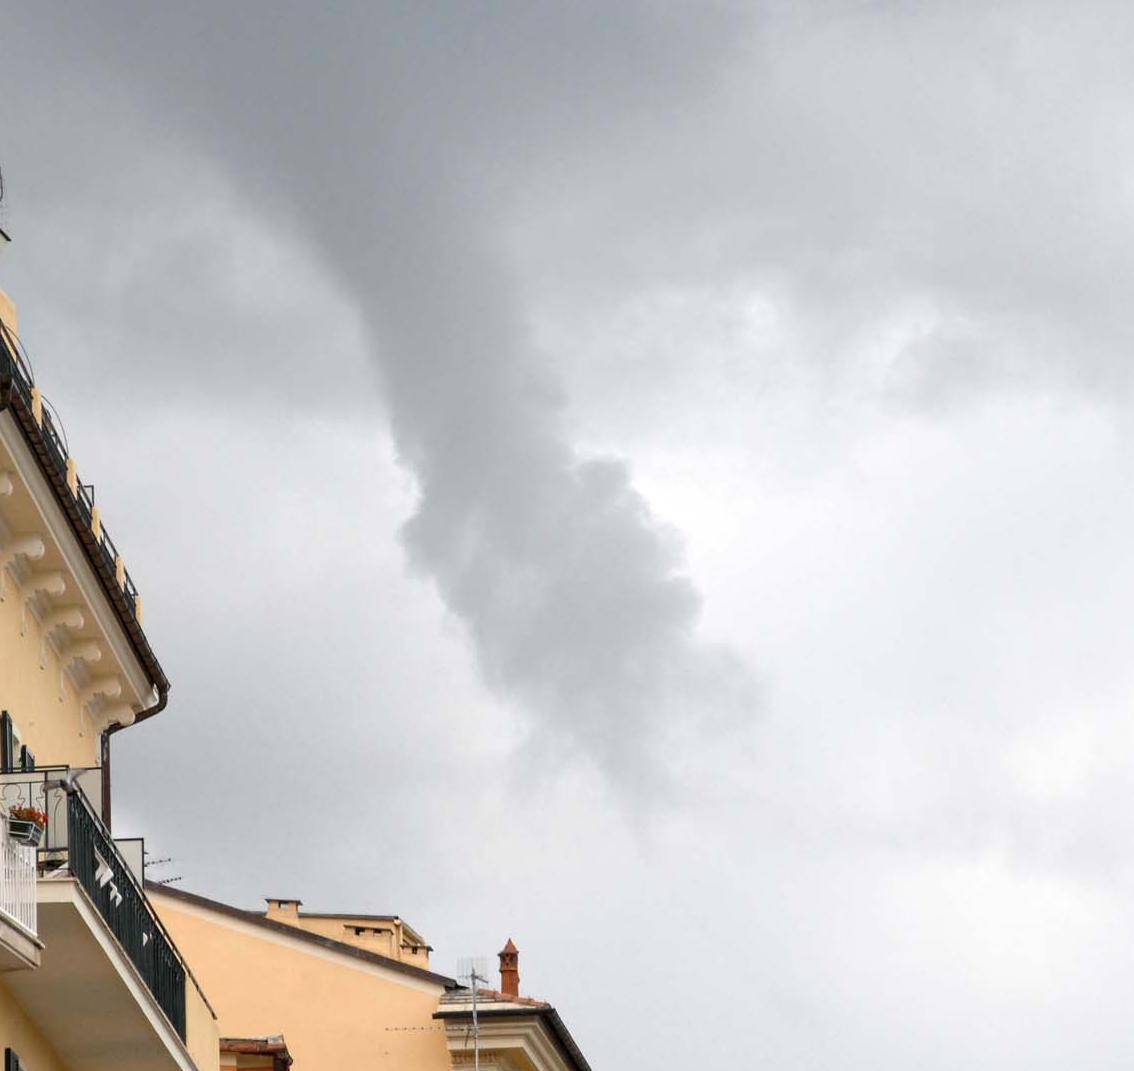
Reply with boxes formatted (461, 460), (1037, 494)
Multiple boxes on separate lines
(0, 770), (186, 1038)
(0, 802), (35, 938)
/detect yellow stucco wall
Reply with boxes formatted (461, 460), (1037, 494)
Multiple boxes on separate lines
(0, 977), (69, 1071)
(0, 587), (103, 771)
(153, 894), (453, 1071)
(185, 973), (221, 1071)
(275, 915), (430, 970)
(283, 914), (398, 959)
(220, 1055), (274, 1070)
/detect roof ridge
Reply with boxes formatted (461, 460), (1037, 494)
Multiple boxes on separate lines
(476, 986), (549, 1008)
(147, 882), (455, 988)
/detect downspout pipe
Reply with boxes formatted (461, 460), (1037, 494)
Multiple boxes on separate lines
(100, 682), (169, 832)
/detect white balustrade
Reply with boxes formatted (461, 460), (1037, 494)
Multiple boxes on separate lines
(0, 810), (37, 937)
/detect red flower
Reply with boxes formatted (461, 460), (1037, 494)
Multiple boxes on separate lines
(9, 806), (47, 828)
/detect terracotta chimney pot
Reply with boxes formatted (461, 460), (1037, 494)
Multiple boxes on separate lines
(499, 938), (519, 998)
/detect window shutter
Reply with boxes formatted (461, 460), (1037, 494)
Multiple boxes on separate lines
(19, 745), (34, 772)
(0, 712), (13, 774)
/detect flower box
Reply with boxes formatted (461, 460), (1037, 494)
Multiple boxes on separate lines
(7, 818), (42, 848)
(7, 806), (47, 848)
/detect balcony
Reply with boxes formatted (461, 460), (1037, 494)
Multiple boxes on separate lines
(0, 769), (188, 1037)
(0, 795), (39, 971)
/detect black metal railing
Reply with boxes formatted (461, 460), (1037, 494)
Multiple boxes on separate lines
(0, 319), (142, 612)
(66, 788), (186, 1038)
(0, 773), (187, 1038)
(0, 768), (88, 850)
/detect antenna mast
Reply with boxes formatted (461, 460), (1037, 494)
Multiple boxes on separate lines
(457, 956), (488, 1071)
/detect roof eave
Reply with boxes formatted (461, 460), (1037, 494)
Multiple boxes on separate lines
(434, 1005), (592, 1071)
(148, 883), (455, 988)
(0, 375), (170, 699)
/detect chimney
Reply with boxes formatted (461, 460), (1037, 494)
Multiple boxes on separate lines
(498, 938), (519, 998)
(265, 897), (302, 922)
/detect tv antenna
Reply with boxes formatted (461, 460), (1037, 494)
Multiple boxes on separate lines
(144, 851), (182, 885)
(457, 956), (489, 1071)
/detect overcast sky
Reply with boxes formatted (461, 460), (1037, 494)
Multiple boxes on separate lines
(6, 3), (1134, 1066)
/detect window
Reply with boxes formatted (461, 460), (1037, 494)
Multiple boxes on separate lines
(5, 1048), (24, 1071)
(0, 711), (21, 774)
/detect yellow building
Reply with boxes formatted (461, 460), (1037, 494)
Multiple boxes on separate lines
(150, 887), (591, 1071)
(0, 272), (219, 1071)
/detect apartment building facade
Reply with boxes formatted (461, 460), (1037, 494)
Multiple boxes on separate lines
(0, 276), (219, 1071)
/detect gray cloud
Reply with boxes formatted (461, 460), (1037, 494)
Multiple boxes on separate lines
(9, 5), (1134, 1068)
(2, 2), (756, 789)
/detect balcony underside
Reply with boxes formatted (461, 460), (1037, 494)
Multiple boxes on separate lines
(5, 879), (196, 1071)
(0, 908), (39, 971)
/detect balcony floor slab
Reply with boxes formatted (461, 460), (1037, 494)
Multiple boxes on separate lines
(5, 878), (197, 1071)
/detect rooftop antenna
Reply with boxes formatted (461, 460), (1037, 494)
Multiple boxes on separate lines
(457, 956), (488, 1071)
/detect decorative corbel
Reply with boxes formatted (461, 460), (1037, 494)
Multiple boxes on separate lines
(42, 607), (84, 633)
(80, 675), (122, 709)
(0, 534), (45, 601)
(80, 676), (125, 734)
(97, 703), (136, 730)
(57, 639), (101, 699)
(42, 606), (86, 668)
(60, 639), (101, 665)
(20, 570), (66, 636)
(22, 571), (65, 598)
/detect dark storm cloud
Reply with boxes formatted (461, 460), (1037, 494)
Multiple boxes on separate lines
(14, 2), (1134, 791)
(2, 2), (758, 787)
(12, 6), (1134, 1067)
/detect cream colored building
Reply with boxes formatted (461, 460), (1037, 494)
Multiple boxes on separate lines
(0, 273), (219, 1071)
(151, 886), (591, 1071)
